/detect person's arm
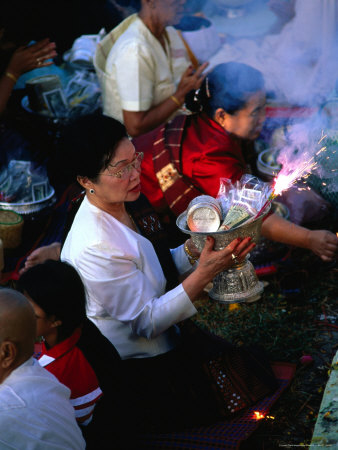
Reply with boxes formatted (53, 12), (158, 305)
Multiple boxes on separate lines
(0, 38), (57, 115)
(0, 73), (17, 115)
(71, 236), (254, 339)
(20, 242), (61, 274)
(261, 213), (338, 261)
(112, 39), (208, 136)
(123, 63), (208, 137)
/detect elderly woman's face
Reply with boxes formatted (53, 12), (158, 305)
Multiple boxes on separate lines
(91, 138), (142, 205)
(154, 0), (186, 26)
(222, 91), (266, 141)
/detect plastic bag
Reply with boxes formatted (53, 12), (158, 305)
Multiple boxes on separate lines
(0, 160), (53, 203)
(216, 175), (272, 230)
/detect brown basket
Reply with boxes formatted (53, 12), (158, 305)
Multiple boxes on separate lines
(0, 210), (24, 249)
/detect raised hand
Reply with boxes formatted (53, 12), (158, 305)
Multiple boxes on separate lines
(6, 38), (57, 80)
(175, 62), (209, 104)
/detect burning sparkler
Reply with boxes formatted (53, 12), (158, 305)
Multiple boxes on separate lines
(254, 139), (323, 219)
(253, 411), (275, 420)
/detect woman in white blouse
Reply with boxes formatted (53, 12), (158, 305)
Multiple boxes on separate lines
(94, 0), (208, 137)
(61, 114), (255, 360)
(60, 114), (276, 433)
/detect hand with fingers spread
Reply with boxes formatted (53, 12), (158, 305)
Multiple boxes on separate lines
(174, 62), (209, 105)
(6, 38), (57, 80)
(198, 236), (255, 277)
(1, 37), (57, 114)
(182, 236), (256, 302)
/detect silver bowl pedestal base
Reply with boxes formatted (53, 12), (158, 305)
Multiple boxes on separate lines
(209, 256), (264, 304)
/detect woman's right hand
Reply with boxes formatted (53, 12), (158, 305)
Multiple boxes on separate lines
(182, 236), (256, 302)
(174, 62), (209, 104)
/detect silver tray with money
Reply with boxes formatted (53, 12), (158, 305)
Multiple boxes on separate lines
(176, 204), (270, 252)
(0, 187), (56, 215)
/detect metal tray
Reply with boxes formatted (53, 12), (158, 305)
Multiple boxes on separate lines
(0, 187), (56, 215)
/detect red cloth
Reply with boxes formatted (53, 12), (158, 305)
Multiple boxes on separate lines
(139, 114), (250, 215)
(181, 114), (248, 197)
(37, 328), (103, 425)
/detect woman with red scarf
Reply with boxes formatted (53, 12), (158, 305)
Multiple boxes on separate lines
(137, 62), (338, 262)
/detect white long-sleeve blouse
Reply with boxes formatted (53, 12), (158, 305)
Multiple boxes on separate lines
(61, 196), (197, 359)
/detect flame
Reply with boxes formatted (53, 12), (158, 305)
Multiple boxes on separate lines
(255, 135), (325, 219)
(272, 157), (318, 196)
(253, 411), (275, 420)
(272, 134), (326, 196)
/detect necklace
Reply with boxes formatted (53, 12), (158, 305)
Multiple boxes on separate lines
(128, 214), (139, 233)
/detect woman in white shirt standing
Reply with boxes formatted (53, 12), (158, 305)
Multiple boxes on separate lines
(94, 0), (208, 137)
(60, 114), (278, 433)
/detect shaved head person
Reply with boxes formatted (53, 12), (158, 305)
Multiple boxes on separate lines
(0, 288), (85, 450)
(0, 289), (36, 383)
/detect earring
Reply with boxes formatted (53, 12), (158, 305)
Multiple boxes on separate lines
(89, 188), (95, 194)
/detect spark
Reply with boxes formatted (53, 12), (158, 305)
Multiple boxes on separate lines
(318, 132), (327, 145)
(253, 411), (275, 420)
(315, 146), (327, 156)
(254, 154), (318, 219)
(254, 131), (328, 219)
(273, 158), (318, 196)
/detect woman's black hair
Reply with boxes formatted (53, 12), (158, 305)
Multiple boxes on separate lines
(60, 113), (128, 182)
(17, 260), (87, 341)
(186, 62), (265, 117)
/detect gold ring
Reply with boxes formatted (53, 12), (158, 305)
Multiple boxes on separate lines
(231, 253), (240, 264)
(36, 58), (42, 66)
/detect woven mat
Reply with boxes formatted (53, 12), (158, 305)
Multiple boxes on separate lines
(138, 362), (296, 450)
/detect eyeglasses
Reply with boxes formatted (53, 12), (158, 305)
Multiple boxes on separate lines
(99, 152), (144, 180)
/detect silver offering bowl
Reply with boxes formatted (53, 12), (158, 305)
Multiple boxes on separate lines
(176, 205), (271, 303)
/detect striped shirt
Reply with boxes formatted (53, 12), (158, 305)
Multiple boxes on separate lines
(37, 327), (103, 425)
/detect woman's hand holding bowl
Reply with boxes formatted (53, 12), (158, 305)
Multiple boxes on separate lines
(182, 236), (256, 302)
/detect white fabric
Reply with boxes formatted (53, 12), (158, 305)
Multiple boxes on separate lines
(94, 14), (190, 123)
(61, 196), (197, 360)
(0, 358), (86, 450)
(209, 0), (338, 105)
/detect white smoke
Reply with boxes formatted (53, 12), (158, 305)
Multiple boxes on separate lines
(199, 0), (338, 107)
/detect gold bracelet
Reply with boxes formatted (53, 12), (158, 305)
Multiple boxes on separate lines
(5, 72), (18, 83)
(184, 241), (198, 265)
(170, 95), (182, 108)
